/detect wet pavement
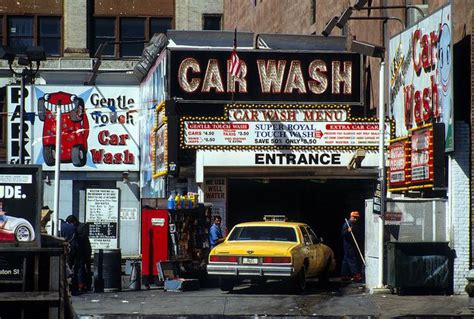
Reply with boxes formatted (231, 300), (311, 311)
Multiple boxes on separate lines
(71, 278), (474, 318)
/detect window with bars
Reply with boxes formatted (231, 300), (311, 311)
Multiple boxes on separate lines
(202, 15), (221, 30)
(6, 16), (61, 56)
(120, 18), (145, 57)
(92, 16), (172, 58)
(0, 17), (3, 46)
(150, 17), (172, 35)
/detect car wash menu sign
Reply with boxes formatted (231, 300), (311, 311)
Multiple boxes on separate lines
(182, 106), (391, 150)
(0, 165), (41, 247)
(7, 85), (140, 171)
(410, 123), (445, 189)
(389, 5), (453, 151)
(85, 188), (119, 250)
(170, 50), (362, 104)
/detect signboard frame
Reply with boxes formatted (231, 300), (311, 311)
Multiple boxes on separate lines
(389, 4), (453, 152)
(388, 136), (411, 192)
(85, 188), (120, 250)
(181, 104), (394, 151)
(408, 123), (445, 190)
(169, 49), (364, 105)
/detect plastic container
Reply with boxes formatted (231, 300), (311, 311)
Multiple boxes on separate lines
(167, 195), (175, 210)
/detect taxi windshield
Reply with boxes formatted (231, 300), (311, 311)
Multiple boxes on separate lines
(228, 226), (297, 242)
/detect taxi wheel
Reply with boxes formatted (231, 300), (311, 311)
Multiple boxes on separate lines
(319, 258), (333, 287)
(292, 266), (306, 294)
(219, 278), (234, 292)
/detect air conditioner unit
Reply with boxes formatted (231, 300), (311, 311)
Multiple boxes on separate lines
(407, 4), (428, 26)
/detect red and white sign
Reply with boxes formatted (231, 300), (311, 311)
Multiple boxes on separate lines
(388, 137), (411, 191)
(184, 121), (390, 148)
(389, 5), (453, 151)
(384, 212), (402, 225)
(228, 108), (348, 122)
(411, 126), (433, 184)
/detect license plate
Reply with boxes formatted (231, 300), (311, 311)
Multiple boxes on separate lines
(242, 257), (258, 264)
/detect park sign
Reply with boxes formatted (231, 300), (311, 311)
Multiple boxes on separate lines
(169, 49), (362, 104)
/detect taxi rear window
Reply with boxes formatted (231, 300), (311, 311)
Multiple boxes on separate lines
(228, 226), (297, 242)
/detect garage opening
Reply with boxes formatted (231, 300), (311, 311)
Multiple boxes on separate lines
(227, 178), (375, 274)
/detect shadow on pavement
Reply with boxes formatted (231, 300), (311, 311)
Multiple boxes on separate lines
(224, 278), (365, 296)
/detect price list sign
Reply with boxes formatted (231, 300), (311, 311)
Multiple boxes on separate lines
(85, 188), (120, 249)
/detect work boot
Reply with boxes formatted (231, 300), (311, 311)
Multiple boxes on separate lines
(352, 273), (362, 282)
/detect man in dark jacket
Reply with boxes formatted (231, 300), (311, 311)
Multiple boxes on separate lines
(66, 215), (92, 293)
(341, 211), (362, 282)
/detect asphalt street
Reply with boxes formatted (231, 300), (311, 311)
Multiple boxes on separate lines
(72, 279), (474, 318)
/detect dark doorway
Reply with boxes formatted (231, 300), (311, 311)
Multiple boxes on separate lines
(227, 178), (375, 274)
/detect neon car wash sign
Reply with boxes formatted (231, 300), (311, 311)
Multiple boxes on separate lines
(170, 50), (362, 104)
(389, 4), (453, 151)
(7, 86), (140, 171)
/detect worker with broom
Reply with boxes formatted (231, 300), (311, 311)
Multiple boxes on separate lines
(341, 210), (364, 282)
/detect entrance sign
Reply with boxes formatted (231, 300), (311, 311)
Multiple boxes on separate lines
(85, 188), (120, 250)
(196, 150), (380, 167)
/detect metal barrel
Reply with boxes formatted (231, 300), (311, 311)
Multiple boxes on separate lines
(94, 249), (122, 292)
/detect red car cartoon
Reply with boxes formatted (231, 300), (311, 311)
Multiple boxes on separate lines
(38, 92), (89, 167)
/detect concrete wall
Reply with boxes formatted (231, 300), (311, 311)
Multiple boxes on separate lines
(64, 0), (88, 56)
(176, 0), (223, 30)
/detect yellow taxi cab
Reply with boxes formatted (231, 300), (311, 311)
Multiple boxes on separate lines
(207, 215), (336, 293)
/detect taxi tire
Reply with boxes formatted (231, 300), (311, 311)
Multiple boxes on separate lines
(219, 278), (234, 292)
(292, 266), (306, 294)
(319, 258), (332, 287)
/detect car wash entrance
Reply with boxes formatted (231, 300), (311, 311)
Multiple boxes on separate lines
(227, 178), (375, 273)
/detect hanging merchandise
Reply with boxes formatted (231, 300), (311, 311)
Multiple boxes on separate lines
(167, 194), (175, 210)
(174, 193), (181, 210)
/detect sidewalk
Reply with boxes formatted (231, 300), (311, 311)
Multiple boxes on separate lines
(72, 280), (474, 318)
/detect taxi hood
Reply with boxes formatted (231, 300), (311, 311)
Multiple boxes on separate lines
(212, 240), (299, 256)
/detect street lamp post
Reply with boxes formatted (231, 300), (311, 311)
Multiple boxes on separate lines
(0, 46), (46, 164)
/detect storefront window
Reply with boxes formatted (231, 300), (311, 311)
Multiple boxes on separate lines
(120, 18), (145, 57)
(94, 17), (116, 56)
(5, 15), (61, 56)
(39, 17), (61, 56)
(202, 15), (221, 30)
(8, 16), (34, 54)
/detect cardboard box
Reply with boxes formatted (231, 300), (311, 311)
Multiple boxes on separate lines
(164, 278), (200, 292)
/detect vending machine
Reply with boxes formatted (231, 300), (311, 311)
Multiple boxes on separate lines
(141, 208), (169, 287)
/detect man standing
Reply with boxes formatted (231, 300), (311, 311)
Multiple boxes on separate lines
(66, 215), (92, 293)
(209, 215), (224, 249)
(341, 211), (363, 282)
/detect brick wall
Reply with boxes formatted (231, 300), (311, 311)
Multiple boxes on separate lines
(452, 121), (470, 294)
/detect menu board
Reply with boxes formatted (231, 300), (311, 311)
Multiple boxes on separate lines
(85, 188), (120, 250)
(184, 121), (390, 148)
